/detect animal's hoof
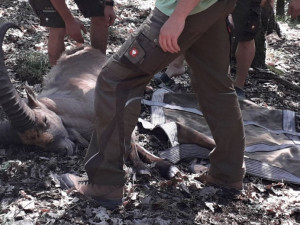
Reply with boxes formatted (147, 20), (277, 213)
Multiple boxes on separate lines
(136, 168), (152, 178)
(155, 160), (180, 179)
(133, 162), (152, 178)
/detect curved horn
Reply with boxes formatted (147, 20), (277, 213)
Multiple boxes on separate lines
(0, 22), (35, 132)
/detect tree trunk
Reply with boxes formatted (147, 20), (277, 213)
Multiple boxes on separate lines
(276, 0), (285, 17)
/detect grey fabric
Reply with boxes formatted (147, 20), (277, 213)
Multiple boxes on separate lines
(159, 144), (210, 164)
(142, 89), (300, 184)
(158, 144), (300, 185)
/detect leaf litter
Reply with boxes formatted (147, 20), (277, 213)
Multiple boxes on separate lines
(0, 0), (300, 224)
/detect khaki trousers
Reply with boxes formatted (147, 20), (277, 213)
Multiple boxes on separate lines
(84, 0), (246, 185)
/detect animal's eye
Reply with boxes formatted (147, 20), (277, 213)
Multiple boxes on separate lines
(37, 116), (48, 129)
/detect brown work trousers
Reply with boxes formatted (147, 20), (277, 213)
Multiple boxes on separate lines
(84, 0), (246, 185)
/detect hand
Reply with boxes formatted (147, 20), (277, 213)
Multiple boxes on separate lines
(288, 0), (300, 19)
(159, 16), (185, 53)
(65, 18), (87, 43)
(104, 6), (116, 26)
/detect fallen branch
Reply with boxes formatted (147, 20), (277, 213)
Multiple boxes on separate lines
(250, 69), (300, 93)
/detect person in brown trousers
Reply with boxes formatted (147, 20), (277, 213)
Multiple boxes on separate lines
(60, 0), (246, 209)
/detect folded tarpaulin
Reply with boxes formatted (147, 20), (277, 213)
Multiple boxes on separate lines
(140, 88), (300, 185)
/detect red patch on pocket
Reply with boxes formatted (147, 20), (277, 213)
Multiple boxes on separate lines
(129, 47), (139, 57)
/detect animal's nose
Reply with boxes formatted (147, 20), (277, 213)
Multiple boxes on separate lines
(64, 142), (74, 155)
(46, 138), (75, 156)
(60, 139), (75, 156)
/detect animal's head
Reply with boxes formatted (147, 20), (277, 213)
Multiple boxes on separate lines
(0, 22), (74, 155)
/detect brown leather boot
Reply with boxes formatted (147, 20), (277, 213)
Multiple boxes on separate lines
(60, 174), (123, 209)
(195, 172), (243, 190)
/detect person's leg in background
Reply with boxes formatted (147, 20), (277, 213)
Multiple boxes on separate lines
(234, 39), (255, 90)
(164, 54), (185, 77)
(28, 0), (67, 66)
(90, 17), (109, 54)
(76, 0), (116, 55)
(154, 54), (186, 86)
(232, 0), (262, 97)
(48, 27), (66, 66)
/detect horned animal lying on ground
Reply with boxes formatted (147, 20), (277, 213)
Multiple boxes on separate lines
(0, 22), (171, 178)
(0, 22), (215, 179)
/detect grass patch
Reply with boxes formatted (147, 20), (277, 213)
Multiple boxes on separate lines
(266, 64), (284, 76)
(14, 51), (50, 85)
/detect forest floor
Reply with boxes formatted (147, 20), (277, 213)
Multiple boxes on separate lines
(0, 0), (300, 224)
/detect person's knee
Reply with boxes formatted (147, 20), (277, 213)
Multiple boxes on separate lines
(237, 39), (255, 50)
(90, 17), (108, 53)
(91, 17), (107, 27)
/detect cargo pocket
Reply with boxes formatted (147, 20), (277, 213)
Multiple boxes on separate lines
(121, 32), (170, 75)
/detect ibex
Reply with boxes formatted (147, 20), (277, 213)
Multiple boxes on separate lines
(0, 22), (182, 178)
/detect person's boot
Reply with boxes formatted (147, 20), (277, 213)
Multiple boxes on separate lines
(195, 172), (243, 190)
(59, 173), (123, 209)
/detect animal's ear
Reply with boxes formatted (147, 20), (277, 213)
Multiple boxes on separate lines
(25, 86), (41, 109)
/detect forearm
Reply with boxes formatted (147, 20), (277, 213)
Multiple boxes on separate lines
(170, 0), (202, 20)
(158, 0), (202, 53)
(50, 0), (75, 23)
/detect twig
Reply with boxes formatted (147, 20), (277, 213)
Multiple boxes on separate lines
(250, 69), (300, 93)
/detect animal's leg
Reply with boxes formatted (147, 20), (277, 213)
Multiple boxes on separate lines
(129, 141), (151, 177)
(135, 143), (180, 179)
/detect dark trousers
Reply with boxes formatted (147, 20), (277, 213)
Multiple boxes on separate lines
(84, 0), (246, 185)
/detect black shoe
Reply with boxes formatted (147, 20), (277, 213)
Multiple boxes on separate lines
(152, 72), (174, 87)
(234, 86), (245, 99)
